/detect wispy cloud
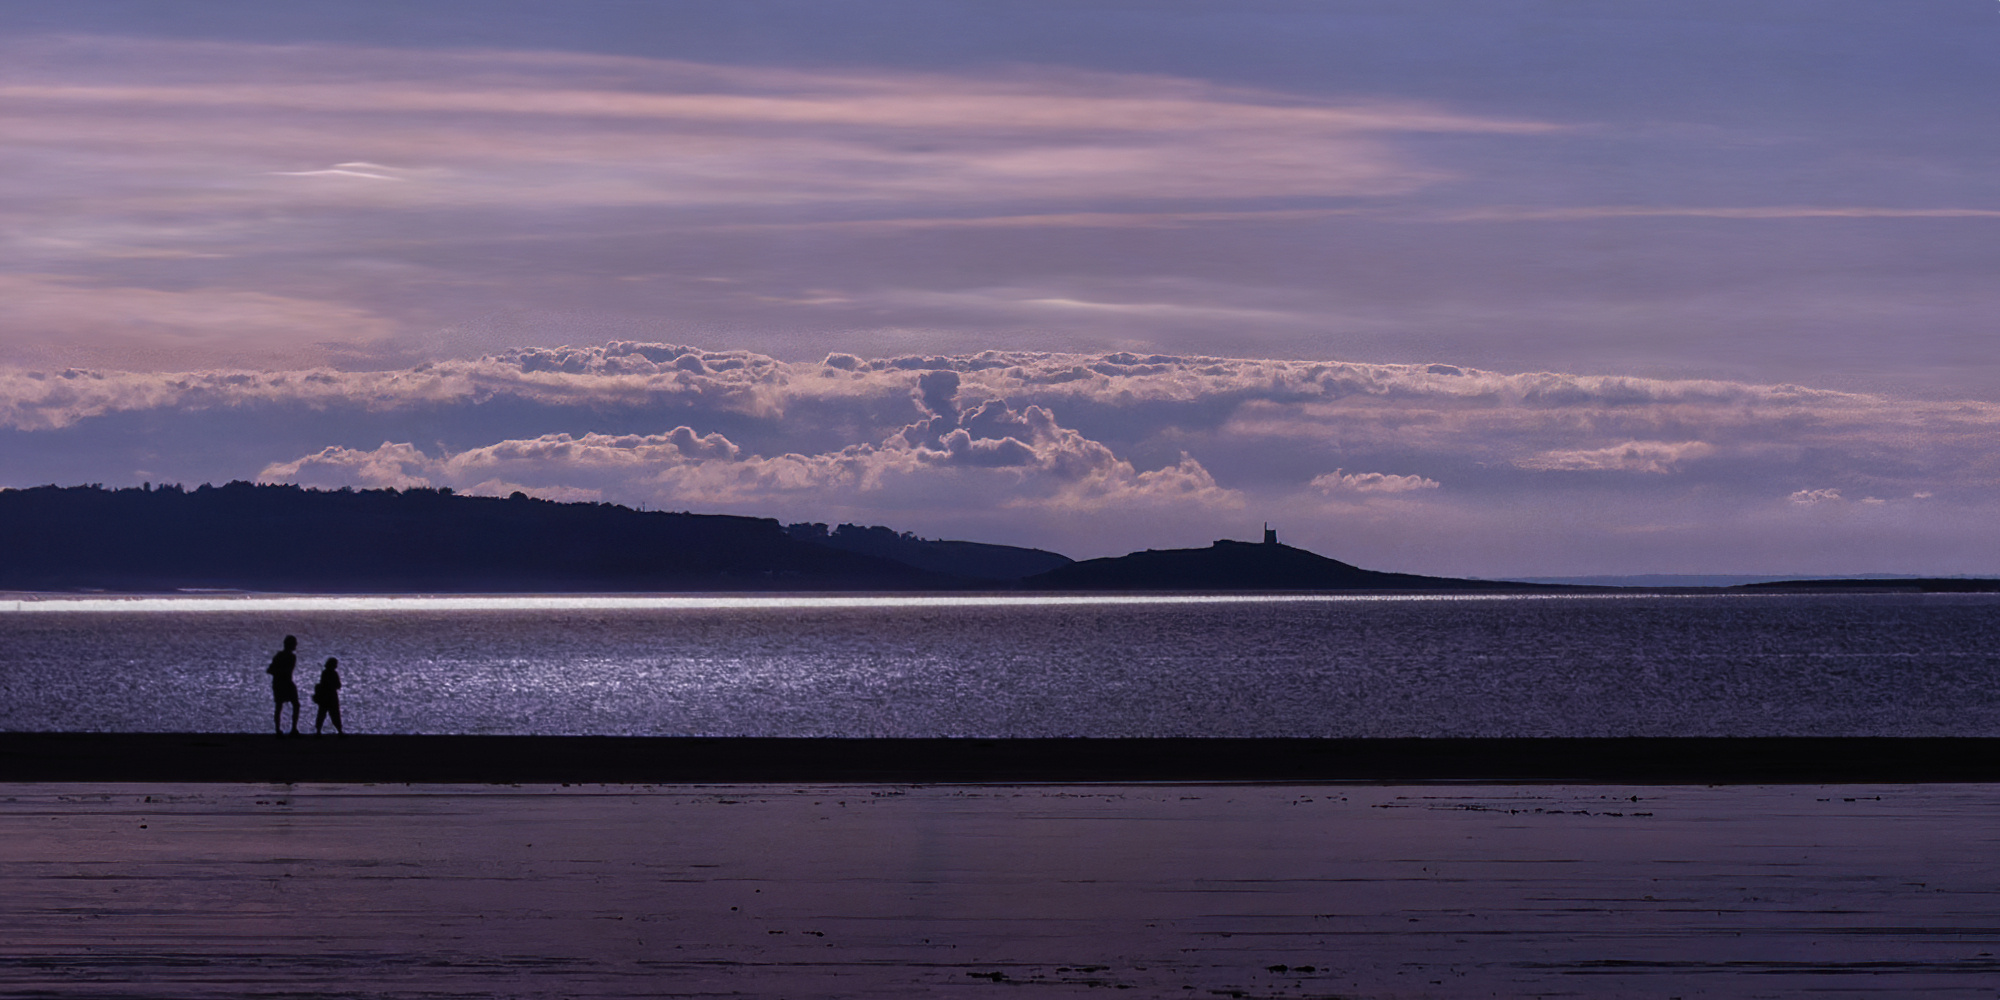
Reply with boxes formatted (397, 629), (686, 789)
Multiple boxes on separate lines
(1442, 206), (2000, 222)
(0, 36), (1589, 371)
(270, 162), (416, 181)
(0, 273), (394, 369)
(0, 37), (1559, 223)
(0, 78), (1559, 134)
(1517, 440), (1715, 474)
(867, 288), (1310, 325)
(707, 207), (1368, 232)
(2, 34), (1992, 401)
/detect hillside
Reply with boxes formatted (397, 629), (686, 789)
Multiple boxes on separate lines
(784, 522), (1071, 582)
(0, 483), (952, 593)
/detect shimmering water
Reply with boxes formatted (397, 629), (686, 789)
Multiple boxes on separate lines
(2, 592), (1996, 737)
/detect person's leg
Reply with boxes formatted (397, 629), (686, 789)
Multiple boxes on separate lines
(331, 701), (343, 735)
(274, 699), (284, 735)
(314, 704), (327, 734)
(287, 699), (300, 735)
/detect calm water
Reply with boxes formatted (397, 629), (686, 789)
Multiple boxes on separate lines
(1, 592), (1996, 737)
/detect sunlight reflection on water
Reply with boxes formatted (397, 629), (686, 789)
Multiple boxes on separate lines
(2, 593), (1995, 738)
(0, 591), (1695, 613)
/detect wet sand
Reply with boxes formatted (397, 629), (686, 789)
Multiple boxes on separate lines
(8, 733), (2000, 783)
(5, 780), (2000, 998)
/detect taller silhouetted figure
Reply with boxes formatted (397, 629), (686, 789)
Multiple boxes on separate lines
(267, 635), (300, 736)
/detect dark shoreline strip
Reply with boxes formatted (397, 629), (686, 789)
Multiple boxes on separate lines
(4, 734), (2000, 784)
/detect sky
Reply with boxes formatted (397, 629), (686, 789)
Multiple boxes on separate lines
(1, 0), (1996, 577)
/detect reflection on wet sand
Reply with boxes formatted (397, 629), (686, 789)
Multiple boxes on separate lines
(4, 782), (1998, 998)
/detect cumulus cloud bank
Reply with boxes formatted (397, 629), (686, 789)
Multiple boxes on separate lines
(260, 385), (1238, 520)
(3, 342), (1997, 574)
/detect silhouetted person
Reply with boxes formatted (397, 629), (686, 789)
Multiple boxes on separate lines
(312, 657), (344, 736)
(267, 635), (300, 736)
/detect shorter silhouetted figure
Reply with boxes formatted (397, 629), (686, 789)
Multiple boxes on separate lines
(312, 657), (344, 736)
(267, 635), (301, 736)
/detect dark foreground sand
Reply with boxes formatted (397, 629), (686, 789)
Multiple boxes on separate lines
(8, 737), (2000, 997)
(5, 779), (2000, 998)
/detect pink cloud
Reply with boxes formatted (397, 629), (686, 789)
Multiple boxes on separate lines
(1517, 441), (1715, 474)
(1311, 469), (1441, 493)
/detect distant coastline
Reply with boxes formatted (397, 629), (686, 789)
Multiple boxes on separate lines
(1507, 572), (1995, 588)
(1, 482), (1993, 595)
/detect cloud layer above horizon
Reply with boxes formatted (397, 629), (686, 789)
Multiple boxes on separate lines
(0, 35), (1551, 369)
(4, 343), (1994, 577)
(2, 12), (1998, 399)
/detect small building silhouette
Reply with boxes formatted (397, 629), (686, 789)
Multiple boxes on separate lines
(1263, 523), (1278, 545)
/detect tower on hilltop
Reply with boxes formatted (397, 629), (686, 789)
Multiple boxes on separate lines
(1263, 523), (1278, 545)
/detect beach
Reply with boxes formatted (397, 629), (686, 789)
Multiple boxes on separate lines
(6, 777), (2000, 998)
(8, 733), (2000, 784)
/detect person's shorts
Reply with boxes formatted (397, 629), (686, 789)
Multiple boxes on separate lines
(273, 680), (299, 704)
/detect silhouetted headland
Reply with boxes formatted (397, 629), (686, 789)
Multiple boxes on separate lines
(1022, 535), (1557, 592)
(4, 733), (1999, 784)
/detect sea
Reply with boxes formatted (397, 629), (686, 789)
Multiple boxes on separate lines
(1, 591), (1996, 737)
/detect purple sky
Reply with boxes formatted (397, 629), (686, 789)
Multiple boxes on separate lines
(2, 1), (1996, 576)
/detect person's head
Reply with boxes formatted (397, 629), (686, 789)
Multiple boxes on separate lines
(324, 657), (338, 670)
(283, 635), (297, 650)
